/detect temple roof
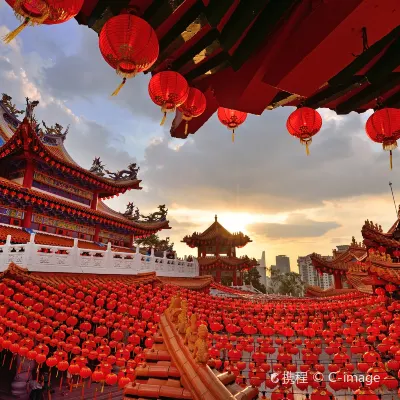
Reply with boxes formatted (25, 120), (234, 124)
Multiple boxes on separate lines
(157, 275), (213, 290)
(197, 255), (258, 269)
(361, 219), (400, 248)
(0, 175), (169, 234)
(182, 215), (251, 247)
(310, 241), (367, 273)
(0, 101), (141, 196)
(73, 1), (400, 138)
(305, 285), (361, 298)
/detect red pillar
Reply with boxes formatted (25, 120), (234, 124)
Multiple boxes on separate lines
(91, 192), (99, 210)
(23, 159), (34, 188)
(334, 273), (342, 289)
(93, 225), (100, 242)
(23, 206), (32, 228)
(233, 268), (237, 286)
(216, 269), (221, 283)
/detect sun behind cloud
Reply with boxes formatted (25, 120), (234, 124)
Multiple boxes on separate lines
(216, 212), (257, 234)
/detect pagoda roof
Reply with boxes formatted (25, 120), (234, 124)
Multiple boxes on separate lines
(361, 219), (400, 248)
(0, 176), (169, 234)
(198, 255), (258, 269)
(182, 215), (251, 247)
(305, 285), (361, 298)
(310, 242), (367, 273)
(73, 1), (400, 138)
(157, 275), (213, 290)
(0, 102), (140, 196)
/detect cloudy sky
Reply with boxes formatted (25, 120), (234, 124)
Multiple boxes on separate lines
(1, 4), (399, 272)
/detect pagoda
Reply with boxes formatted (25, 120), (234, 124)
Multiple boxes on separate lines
(182, 215), (257, 285)
(0, 94), (169, 250)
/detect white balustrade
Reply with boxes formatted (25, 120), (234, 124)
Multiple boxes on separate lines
(0, 234), (199, 277)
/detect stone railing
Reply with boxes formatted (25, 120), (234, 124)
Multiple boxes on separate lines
(0, 234), (199, 277)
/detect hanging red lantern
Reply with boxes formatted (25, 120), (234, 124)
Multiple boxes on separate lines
(4, 0), (84, 43)
(366, 108), (400, 169)
(286, 107), (322, 155)
(217, 107), (247, 142)
(177, 87), (207, 135)
(148, 71), (189, 125)
(99, 13), (159, 96)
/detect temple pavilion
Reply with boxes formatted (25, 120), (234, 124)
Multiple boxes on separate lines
(182, 215), (258, 285)
(0, 94), (169, 250)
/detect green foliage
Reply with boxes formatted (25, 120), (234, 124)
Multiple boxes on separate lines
(134, 234), (174, 252)
(269, 271), (304, 297)
(243, 267), (266, 293)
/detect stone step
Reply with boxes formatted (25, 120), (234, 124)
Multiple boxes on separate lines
(143, 349), (171, 362)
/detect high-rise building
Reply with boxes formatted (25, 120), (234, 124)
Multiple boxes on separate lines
(298, 255), (334, 289)
(257, 251), (267, 290)
(276, 255), (290, 274)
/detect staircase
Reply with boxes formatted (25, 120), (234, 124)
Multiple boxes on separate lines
(123, 334), (192, 400)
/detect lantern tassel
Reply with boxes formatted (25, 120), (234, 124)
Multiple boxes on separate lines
(160, 112), (167, 126)
(3, 18), (30, 43)
(306, 141), (310, 156)
(232, 130), (235, 143)
(390, 150), (393, 170)
(185, 121), (189, 136)
(111, 78), (126, 97)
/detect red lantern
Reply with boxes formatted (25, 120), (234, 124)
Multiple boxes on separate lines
(366, 108), (400, 169)
(217, 107), (247, 142)
(99, 13), (159, 96)
(286, 107), (322, 155)
(148, 71), (189, 125)
(178, 87), (206, 135)
(4, 0), (84, 43)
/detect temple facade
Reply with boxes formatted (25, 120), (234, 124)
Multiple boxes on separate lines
(0, 94), (179, 261)
(182, 215), (258, 285)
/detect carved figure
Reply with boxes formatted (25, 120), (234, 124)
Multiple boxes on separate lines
(25, 97), (39, 122)
(42, 121), (69, 137)
(193, 324), (209, 364)
(1, 94), (24, 115)
(105, 162), (139, 181)
(177, 300), (188, 334)
(90, 157), (106, 176)
(123, 202), (141, 221)
(185, 314), (198, 352)
(168, 296), (182, 324)
(141, 204), (168, 222)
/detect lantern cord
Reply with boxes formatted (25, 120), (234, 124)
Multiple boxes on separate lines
(390, 150), (393, 170)
(160, 112), (167, 126)
(232, 130), (235, 143)
(389, 182), (397, 217)
(184, 121), (189, 136)
(111, 78), (127, 97)
(4, 17), (30, 44)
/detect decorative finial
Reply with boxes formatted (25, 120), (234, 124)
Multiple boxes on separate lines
(215, 214), (217, 222)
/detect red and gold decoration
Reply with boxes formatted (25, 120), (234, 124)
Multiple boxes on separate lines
(217, 107), (247, 143)
(4, 0), (84, 43)
(365, 108), (400, 170)
(148, 71), (189, 125)
(177, 87), (207, 136)
(286, 107), (322, 155)
(99, 13), (159, 96)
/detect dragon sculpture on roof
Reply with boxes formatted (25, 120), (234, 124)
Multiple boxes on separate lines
(123, 202), (140, 221)
(105, 162), (139, 181)
(89, 157), (106, 177)
(1, 94), (24, 116)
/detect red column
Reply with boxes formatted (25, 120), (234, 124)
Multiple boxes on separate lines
(334, 273), (342, 289)
(216, 269), (221, 283)
(129, 234), (134, 247)
(94, 225), (100, 242)
(23, 159), (34, 188)
(23, 206), (33, 228)
(233, 268), (237, 286)
(91, 192), (99, 210)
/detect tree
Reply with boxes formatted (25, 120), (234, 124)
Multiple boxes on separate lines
(243, 267), (266, 293)
(269, 271), (304, 297)
(134, 234), (174, 252)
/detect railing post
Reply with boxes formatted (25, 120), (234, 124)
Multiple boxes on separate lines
(70, 238), (79, 269)
(104, 242), (112, 272)
(150, 248), (155, 272)
(25, 233), (35, 267)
